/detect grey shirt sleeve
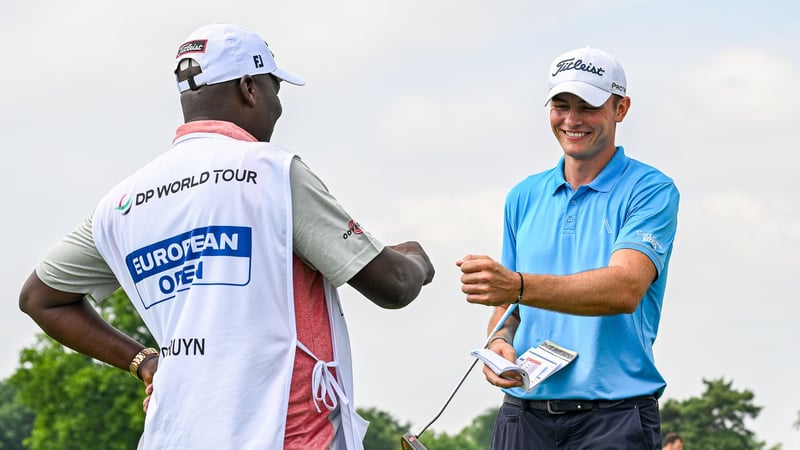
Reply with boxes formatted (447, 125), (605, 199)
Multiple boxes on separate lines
(290, 157), (384, 287)
(35, 213), (120, 304)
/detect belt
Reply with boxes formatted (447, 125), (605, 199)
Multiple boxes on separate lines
(503, 393), (656, 415)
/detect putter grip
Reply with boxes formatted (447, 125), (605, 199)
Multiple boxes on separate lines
(400, 433), (427, 450)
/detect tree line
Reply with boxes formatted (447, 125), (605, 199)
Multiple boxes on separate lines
(1, 291), (793, 449)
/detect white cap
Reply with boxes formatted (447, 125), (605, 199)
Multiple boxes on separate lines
(545, 47), (626, 107)
(174, 23), (305, 92)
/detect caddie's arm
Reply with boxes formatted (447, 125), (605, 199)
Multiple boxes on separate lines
(19, 272), (153, 380)
(348, 241), (435, 310)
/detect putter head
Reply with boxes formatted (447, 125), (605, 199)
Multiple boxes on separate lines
(400, 432), (427, 450)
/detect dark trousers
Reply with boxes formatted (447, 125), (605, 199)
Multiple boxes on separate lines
(491, 395), (662, 450)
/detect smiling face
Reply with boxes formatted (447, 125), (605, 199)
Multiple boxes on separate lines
(549, 92), (630, 163)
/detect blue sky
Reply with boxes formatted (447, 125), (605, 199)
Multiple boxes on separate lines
(2, 1), (799, 447)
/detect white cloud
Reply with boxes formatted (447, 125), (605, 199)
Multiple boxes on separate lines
(697, 189), (799, 259)
(686, 47), (800, 131)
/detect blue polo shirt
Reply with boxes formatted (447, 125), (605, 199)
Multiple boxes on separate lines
(502, 147), (679, 400)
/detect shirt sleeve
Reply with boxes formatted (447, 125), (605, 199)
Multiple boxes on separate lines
(290, 158), (384, 287)
(613, 181), (680, 277)
(35, 213), (121, 304)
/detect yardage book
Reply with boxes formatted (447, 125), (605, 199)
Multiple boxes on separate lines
(471, 340), (578, 392)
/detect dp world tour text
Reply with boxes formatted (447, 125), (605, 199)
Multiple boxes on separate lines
(136, 169), (258, 205)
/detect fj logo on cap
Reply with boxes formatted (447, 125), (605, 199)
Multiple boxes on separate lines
(253, 55), (264, 68)
(552, 58), (605, 77)
(176, 40), (207, 57)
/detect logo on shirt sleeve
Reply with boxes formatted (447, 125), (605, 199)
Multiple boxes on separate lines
(342, 219), (363, 240)
(635, 230), (662, 251)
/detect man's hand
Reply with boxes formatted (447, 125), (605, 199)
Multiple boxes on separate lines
(143, 383), (154, 413)
(387, 241), (435, 285)
(140, 355), (158, 413)
(457, 255), (519, 306)
(349, 241), (435, 309)
(482, 338), (523, 389)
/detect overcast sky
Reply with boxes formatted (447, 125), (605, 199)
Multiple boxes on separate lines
(3, 0), (799, 447)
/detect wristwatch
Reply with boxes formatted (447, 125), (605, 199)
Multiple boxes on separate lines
(129, 348), (159, 380)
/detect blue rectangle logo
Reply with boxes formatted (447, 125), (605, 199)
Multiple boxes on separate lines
(125, 226), (252, 309)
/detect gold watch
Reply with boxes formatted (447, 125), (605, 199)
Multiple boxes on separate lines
(129, 348), (158, 379)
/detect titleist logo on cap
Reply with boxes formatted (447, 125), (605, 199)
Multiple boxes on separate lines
(176, 40), (208, 57)
(552, 58), (605, 77)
